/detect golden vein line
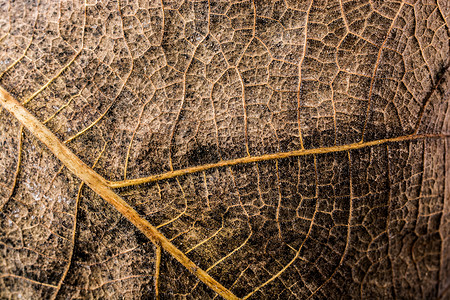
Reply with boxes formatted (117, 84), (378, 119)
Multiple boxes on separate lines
(0, 0), (40, 81)
(22, 49), (82, 106)
(155, 178), (188, 229)
(306, 151), (353, 299)
(155, 245), (161, 300)
(360, 2), (404, 142)
(206, 233), (252, 272)
(21, 0), (86, 106)
(0, 86), (239, 300)
(295, 0), (313, 150)
(51, 182), (84, 300)
(243, 157), (319, 299)
(6, 126), (23, 203)
(63, 101), (115, 144)
(242, 235), (303, 299)
(186, 224), (224, 254)
(52, 139), (109, 299)
(109, 133), (449, 188)
(43, 89), (83, 125)
(0, 274), (58, 289)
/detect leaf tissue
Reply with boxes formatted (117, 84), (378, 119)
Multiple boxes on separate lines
(0, 0), (449, 299)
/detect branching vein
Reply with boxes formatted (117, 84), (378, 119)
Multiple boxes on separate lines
(0, 85), (240, 300)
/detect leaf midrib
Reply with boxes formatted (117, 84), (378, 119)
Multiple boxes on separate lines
(0, 86), (239, 300)
(1, 85), (449, 300)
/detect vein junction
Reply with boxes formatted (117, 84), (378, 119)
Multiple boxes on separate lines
(108, 132), (448, 188)
(0, 85), (240, 300)
(1, 84), (448, 300)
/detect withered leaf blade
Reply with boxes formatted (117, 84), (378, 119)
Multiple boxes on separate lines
(0, 0), (449, 299)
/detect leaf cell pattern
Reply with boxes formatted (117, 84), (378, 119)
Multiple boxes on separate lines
(0, 0), (449, 299)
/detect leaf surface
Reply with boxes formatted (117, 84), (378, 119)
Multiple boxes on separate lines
(0, 0), (449, 299)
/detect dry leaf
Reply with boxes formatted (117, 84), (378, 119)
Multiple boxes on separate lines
(0, 0), (449, 299)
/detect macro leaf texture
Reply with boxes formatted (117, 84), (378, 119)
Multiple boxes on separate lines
(0, 0), (449, 299)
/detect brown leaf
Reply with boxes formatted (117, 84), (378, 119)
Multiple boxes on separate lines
(0, 0), (449, 299)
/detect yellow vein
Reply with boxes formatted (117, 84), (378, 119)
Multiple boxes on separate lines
(51, 182), (84, 300)
(0, 0), (40, 80)
(9, 126), (23, 198)
(306, 151), (353, 299)
(206, 233), (252, 272)
(21, 0), (86, 106)
(109, 133), (449, 188)
(295, 0), (313, 150)
(52, 139), (110, 300)
(155, 246), (161, 300)
(186, 224), (224, 254)
(360, 2), (405, 142)
(155, 178), (188, 229)
(63, 101), (115, 144)
(243, 156), (319, 299)
(0, 125), (23, 214)
(22, 50), (82, 105)
(0, 274), (58, 289)
(0, 86), (239, 300)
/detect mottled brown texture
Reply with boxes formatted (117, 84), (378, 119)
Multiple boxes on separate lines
(0, 0), (449, 299)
